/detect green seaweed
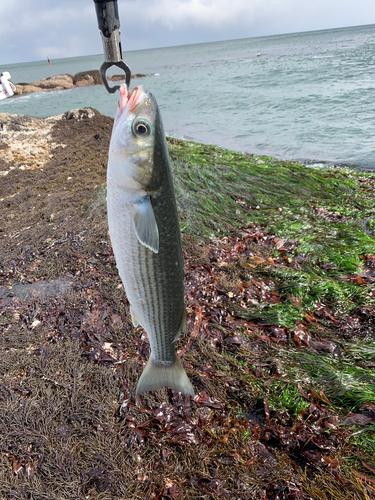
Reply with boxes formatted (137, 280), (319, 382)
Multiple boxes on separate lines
(235, 302), (306, 329)
(167, 137), (375, 469)
(277, 341), (375, 411)
(260, 266), (370, 312)
(348, 426), (375, 455)
(168, 138), (375, 320)
(267, 380), (310, 417)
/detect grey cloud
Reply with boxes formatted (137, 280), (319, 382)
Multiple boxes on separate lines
(0, 0), (374, 64)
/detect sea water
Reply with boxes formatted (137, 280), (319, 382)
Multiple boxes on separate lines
(1, 24), (375, 168)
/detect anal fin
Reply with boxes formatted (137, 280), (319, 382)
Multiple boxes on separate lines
(130, 306), (139, 327)
(173, 309), (187, 342)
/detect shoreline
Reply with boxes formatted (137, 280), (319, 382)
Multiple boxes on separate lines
(0, 105), (375, 173)
(1, 107), (373, 174)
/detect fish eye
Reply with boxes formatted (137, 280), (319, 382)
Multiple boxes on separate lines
(132, 119), (152, 138)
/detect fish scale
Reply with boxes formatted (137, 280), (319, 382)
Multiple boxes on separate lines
(106, 84), (194, 395)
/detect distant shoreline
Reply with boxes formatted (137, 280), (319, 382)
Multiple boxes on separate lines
(11, 70), (149, 96)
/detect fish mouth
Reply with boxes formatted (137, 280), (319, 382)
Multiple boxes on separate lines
(118, 84), (148, 114)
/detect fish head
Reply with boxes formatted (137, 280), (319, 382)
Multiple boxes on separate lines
(108, 84), (162, 192)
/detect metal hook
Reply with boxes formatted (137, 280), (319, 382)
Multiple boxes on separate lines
(94, 1), (131, 94)
(100, 60), (132, 94)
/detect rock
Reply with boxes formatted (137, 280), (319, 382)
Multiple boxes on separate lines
(107, 74), (125, 82)
(73, 70), (102, 87)
(108, 73), (147, 81)
(63, 108), (97, 120)
(0, 112), (62, 177)
(31, 74), (74, 90)
(12, 69), (152, 96)
(14, 74), (74, 95)
(0, 112), (43, 132)
(14, 84), (44, 95)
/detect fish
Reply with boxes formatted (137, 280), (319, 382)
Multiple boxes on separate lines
(107, 83), (194, 397)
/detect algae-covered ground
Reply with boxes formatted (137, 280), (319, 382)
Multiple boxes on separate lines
(0, 110), (374, 499)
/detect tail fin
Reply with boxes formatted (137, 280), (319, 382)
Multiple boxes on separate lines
(136, 356), (194, 396)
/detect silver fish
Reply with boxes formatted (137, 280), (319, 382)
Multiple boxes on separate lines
(107, 84), (194, 396)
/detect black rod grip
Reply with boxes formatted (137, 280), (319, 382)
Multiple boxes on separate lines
(93, 0), (120, 38)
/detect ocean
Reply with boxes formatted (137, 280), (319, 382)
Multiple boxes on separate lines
(1, 24), (375, 169)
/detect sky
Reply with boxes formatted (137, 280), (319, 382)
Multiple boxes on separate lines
(0, 0), (374, 65)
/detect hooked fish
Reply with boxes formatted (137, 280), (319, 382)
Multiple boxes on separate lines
(107, 84), (194, 396)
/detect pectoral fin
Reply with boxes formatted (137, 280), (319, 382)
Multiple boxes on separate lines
(133, 196), (159, 253)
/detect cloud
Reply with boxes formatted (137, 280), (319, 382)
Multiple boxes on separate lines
(0, 0), (375, 64)
(124, 0), (374, 33)
(135, 0), (255, 28)
(118, 0), (289, 33)
(0, 1), (100, 64)
(35, 36), (86, 60)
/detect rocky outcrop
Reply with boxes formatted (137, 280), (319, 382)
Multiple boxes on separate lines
(0, 112), (62, 176)
(15, 74), (74, 95)
(73, 70), (102, 87)
(31, 74), (74, 90)
(63, 108), (97, 120)
(10, 84), (41, 95)
(13, 70), (151, 96)
(108, 73), (147, 81)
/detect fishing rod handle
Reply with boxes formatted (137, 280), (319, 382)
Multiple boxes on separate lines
(94, 0), (122, 63)
(94, 0), (120, 37)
